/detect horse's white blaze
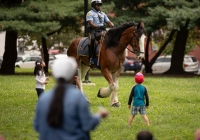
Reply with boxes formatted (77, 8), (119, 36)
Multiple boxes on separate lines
(139, 34), (146, 58)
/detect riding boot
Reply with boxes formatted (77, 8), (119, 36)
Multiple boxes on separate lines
(88, 42), (95, 66)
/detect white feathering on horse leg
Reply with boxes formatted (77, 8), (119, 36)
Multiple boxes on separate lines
(78, 69), (83, 92)
(110, 87), (119, 106)
(110, 78), (119, 106)
(99, 83), (116, 98)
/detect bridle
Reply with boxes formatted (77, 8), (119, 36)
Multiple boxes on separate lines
(109, 26), (144, 72)
(118, 27), (144, 55)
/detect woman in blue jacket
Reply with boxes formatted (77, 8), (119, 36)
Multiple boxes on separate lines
(34, 57), (109, 140)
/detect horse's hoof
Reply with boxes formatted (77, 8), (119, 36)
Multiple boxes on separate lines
(111, 102), (121, 107)
(82, 80), (91, 83)
(97, 89), (104, 98)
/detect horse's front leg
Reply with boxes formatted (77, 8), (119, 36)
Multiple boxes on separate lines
(98, 68), (115, 98)
(110, 72), (120, 107)
(98, 68), (119, 106)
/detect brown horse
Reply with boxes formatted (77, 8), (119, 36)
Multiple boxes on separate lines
(67, 22), (145, 107)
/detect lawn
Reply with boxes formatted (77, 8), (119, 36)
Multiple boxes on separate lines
(0, 71), (200, 140)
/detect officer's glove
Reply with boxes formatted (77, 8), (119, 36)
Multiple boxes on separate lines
(99, 26), (106, 30)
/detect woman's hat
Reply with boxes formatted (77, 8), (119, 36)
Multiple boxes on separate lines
(52, 57), (77, 81)
(135, 72), (144, 84)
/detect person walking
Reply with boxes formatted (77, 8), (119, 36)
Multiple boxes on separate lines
(128, 72), (150, 127)
(86, 0), (114, 66)
(34, 60), (49, 98)
(33, 57), (109, 140)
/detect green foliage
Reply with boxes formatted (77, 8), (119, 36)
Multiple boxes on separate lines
(47, 27), (83, 49)
(108, 0), (200, 55)
(185, 27), (200, 53)
(0, 0), (83, 36)
(0, 0), (85, 52)
(109, 0), (200, 33)
(156, 27), (200, 55)
(151, 29), (176, 55)
(101, 1), (115, 14)
(0, 72), (200, 140)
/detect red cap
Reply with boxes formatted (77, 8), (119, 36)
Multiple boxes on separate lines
(135, 72), (144, 84)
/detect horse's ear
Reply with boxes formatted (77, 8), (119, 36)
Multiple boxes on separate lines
(132, 21), (137, 25)
(137, 23), (141, 30)
(137, 21), (144, 30)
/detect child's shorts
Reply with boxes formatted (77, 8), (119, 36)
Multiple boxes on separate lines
(131, 106), (146, 115)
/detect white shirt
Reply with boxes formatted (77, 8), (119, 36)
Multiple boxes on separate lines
(35, 71), (46, 89)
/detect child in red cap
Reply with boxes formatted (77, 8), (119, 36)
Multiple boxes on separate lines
(128, 72), (150, 127)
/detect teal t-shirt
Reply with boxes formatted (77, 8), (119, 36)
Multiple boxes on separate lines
(128, 84), (149, 106)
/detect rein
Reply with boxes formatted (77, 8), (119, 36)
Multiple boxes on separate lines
(118, 30), (144, 54)
(108, 27), (144, 71)
(118, 41), (144, 54)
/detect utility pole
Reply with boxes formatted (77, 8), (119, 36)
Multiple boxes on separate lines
(83, 0), (91, 83)
(84, 0), (88, 37)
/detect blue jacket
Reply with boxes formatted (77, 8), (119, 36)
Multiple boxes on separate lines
(34, 84), (101, 140)
(128, 84), (149, 106)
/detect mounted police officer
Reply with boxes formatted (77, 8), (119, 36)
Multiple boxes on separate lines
(86, 0), (114, 66)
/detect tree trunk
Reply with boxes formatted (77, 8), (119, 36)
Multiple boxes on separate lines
(42, 37), (49, 73)
(165, 22), (189, 74)
(143, 32), (152, 73)
(144, 30), (176, 73)
(0, 31), (17, 75)
(150, 30), (176, 66)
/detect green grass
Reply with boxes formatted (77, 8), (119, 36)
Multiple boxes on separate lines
(15, 67), (37, 74)
(0, 71), (200, 140)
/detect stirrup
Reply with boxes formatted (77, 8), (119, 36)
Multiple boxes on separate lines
(89, 58), (94, 65)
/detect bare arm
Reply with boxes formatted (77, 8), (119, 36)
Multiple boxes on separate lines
(74, 76), (81, 90)
(88, 20), (99, 29)
(106, 21), (114, 27)
(144, 87), (149, 106)
(128, 86), (135, 105)
(88, 20), (114, 28)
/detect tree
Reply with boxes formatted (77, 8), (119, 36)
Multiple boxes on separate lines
(148, 1), (200, 74)
(0, 0), (83, 74)
(1, 31), (18, 74)
(111, 0), (200, 74)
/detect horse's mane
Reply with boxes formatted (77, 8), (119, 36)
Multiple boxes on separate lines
(105, 22), (138, 48)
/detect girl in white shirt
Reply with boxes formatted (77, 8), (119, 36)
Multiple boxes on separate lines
(34, 60), (49, 97)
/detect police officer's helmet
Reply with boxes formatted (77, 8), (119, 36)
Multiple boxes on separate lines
(91, 0), (102, 7)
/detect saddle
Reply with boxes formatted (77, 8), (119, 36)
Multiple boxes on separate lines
(77, 37), (100, 57)
(94, 29), (104, 41)
(77, 30), (106, 69)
